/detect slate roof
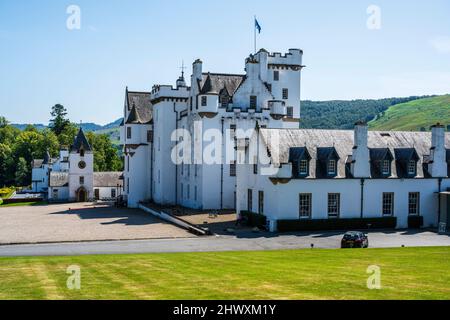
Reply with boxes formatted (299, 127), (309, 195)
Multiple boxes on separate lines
(126, 105), (143, 124)
(126, 91), (152, 124)
(49, 172), (69, 187)
(32, 159), (44, 169)
(71, 128), (92, 152)
(260, 128), (450, 179)
(199, 73), (245, 96)
(94, 172), (123, 187)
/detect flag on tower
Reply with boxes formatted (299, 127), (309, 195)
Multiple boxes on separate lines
(255, 18), (262, 34)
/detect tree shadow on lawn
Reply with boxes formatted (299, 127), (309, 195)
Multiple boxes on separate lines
(49, 206), (164, 227)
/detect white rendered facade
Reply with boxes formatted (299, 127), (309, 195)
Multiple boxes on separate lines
(236, 124), (450, 231)
(122, 48), (448, 232)
(121, 49), (304, 209)
(32, 129), (122, 202)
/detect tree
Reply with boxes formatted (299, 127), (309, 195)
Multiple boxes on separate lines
(0, 143), (13, 186)
(0, 116), (8, 128)
(85, 132), (123, 172)
(15, 157), (29, 187)
(49, 104), (71, 136)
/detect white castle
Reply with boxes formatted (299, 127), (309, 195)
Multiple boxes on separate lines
(121, 48), (450, 232)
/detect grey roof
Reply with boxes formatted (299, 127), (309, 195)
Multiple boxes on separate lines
(260, 128), (450, 179)
(126, 105), (142, 124)
(49, 172), (69, 187)
(71, 128), (92, 152)
(94, 172), (123, 187)
(32, 159), (44, 169)
(126, 91), (152, 124)
(369, 148), (393, 161)
(200, 73), (245, 96)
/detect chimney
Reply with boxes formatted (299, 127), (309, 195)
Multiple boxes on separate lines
(429, 123), (447, 177)
(192, 59), (202, 81)
(352, 121), (370, 178)
(245, 55), (259, 81)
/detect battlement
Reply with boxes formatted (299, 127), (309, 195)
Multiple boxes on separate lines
(150, 84), (189, 101)
(256, 48), (303, 67)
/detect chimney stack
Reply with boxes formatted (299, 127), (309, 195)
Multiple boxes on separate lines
(192, 59), (203, 81)
(429, 123), (447, 177)
(352, 121), (370, 178)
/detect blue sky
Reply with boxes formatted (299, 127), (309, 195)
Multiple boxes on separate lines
(0, 0), (449, 125)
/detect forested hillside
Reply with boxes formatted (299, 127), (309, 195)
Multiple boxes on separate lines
(299, 96), (430, 129)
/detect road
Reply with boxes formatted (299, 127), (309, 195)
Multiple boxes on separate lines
(0, 230), (449, 257)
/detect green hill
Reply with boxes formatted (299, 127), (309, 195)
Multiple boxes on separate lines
(299, 96), (428, 129)
(368, 95), (450, 131)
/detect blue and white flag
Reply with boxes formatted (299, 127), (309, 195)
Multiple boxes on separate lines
(255, 18), (262, 34)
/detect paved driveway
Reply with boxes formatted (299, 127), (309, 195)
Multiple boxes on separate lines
(0, 202), (193, 244)
(0, 229), (449, 257)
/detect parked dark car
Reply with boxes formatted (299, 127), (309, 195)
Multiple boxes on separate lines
(341, 231), (369, 248)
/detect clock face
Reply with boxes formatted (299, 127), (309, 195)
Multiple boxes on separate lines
(78, 161), (86, 169)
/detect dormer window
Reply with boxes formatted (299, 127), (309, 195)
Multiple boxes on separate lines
(80, 149), (85, 157)
(408, 160), (416, 175)
(382, 160), (390, 175)
(328, 160), (336, 175)
(299, 160), (308, 175)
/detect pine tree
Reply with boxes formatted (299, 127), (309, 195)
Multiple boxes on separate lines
(49, 104), (70, 135)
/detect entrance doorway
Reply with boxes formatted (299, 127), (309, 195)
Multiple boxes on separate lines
(77, 187), (88, 202)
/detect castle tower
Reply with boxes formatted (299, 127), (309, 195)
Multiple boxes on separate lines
(69, 128), (94, 202)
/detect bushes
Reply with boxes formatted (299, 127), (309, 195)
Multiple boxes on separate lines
(240, 211), (267, 229)
(0, 198), (3, 205)
(408, 216), (423, 229)
(277, 217), (397, 232)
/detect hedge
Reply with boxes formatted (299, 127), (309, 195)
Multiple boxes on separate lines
(408, 216), (423, 229)
(240, 211), (267, 229)
(277, 217), (397, 232)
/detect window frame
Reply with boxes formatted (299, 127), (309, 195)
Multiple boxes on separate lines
(408, 160), (417, 176)
(328, 193), (340, 218)
(247, 189), (253, 212)
(126, 127), (132, 139)
(273, 70), (279, 81)
(408, 192), (420, 216)
(328, 160), (337, 175)
(250, 95), (257, 109)
(230, 160), (236, 177)
(282, 88), (289, 100)
(299, 193), (312, 219)
(286, 106), (294, 118)
(147, 130), (153, 143)
(79, 176), (84, 185)
(381, 160), (390, 175)
(299, 159), (309, 175)
(382, 192), (394, 216)
(258, 191), (264, 215)
(201, 96), (207, 107)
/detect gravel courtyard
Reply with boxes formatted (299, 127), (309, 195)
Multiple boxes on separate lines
(0, 203), (193, 244)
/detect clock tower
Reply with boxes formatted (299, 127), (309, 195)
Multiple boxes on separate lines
(69, 128), (94, 202)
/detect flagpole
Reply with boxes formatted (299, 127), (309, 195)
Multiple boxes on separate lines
(254, 15), (256, 53)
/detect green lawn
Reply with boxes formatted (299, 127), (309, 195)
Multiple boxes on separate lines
(368, 95), (450, 131)
(0, 201), (45, 208)
(0, 247), (449, 300)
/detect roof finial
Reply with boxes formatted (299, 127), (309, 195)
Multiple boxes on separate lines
(180, 60), (187, 78)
